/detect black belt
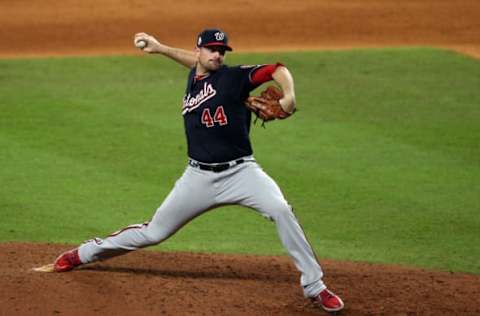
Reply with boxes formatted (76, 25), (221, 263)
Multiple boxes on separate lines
(188, 158), (252, 173)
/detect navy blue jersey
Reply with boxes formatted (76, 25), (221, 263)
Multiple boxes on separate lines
(182, 65), (264, 163)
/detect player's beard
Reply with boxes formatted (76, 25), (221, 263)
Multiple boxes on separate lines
(198, 57), (223, 72)
(207, 60), (222, 71)
(196, 47), (225, 73)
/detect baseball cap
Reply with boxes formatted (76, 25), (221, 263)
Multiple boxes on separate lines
(196, 28), (233, 51)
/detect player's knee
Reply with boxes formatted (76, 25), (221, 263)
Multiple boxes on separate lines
(269, 201), (294, 222)
(143, 226), (171, 245)
(144, 232), (167, 245)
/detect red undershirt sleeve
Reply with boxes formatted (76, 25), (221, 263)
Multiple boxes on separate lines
(249, 63), (284, 86)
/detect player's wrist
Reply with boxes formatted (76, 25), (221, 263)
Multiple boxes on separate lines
(151, 43), (167, 54)
(280, 95), (296, 114)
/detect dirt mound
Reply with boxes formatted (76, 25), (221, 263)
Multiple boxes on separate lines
(1, 243), (479, 315)
(0, 0), (479, 58)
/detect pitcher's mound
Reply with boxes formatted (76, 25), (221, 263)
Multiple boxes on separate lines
(2, 243), (479, 315)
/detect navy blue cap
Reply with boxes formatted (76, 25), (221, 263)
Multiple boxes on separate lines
(196, 29), (233, 51)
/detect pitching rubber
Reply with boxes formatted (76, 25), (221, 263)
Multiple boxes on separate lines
(32, 263), (55, 273)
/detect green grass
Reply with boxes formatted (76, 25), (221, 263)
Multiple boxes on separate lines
(1, 48), (479, 274)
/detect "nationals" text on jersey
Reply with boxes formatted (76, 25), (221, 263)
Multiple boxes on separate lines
(182, 82), (217, 114)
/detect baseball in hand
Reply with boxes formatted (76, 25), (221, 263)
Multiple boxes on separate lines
(135, 40), (147, 49)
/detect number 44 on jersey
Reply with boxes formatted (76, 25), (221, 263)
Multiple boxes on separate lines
(201, 106), (228, 127)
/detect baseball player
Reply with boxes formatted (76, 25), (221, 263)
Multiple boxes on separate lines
(53, 28), (344, 313)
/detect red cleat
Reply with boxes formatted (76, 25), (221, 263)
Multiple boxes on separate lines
(53, 248), (82, 272)
(311, 288), (345, 312)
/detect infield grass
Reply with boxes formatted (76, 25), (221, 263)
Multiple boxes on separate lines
(1, 48), (479, 274)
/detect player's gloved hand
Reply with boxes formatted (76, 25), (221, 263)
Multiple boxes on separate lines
(245, 85), (294, 123)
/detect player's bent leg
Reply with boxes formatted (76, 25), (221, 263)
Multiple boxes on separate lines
(225, 163), (332, 299)
(257, 198), (327, 298)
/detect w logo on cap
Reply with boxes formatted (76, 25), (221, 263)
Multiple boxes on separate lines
(197, 28), (233, 51)
(214, 32), (225, 41)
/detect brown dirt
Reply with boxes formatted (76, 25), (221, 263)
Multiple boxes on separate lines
(0, 243), (479, 316)
(0, 0), (479, 58)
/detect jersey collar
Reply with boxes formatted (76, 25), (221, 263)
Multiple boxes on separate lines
(194, 73), (210, 82)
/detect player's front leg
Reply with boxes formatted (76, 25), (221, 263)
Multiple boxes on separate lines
(221, 162), (343, 311)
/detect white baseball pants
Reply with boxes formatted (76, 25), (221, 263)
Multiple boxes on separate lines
(78, 159), (326, 297)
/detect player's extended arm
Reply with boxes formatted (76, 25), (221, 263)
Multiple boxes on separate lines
(134, 33), (196, 69)
(272, 66), (296, 114)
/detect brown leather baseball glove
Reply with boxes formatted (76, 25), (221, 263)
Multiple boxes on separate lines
(245, 85), (293, 123)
